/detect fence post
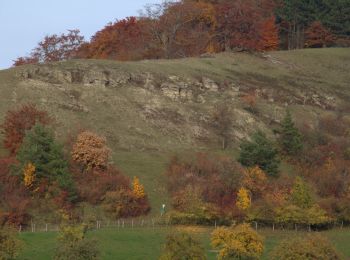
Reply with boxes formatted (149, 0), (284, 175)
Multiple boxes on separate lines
(132, 219), (134, 229)
(46, 224), (48, 232)
(118, 220), (120, 230)
(122, 220), (125, 228)
(19, 225), (22, 233)
(141, 219), (144, 227)
(272, 223), (275, 231)
(255, 221), (258, 231)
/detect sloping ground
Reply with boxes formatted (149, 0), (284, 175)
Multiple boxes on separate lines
(0, 48), (349, 209)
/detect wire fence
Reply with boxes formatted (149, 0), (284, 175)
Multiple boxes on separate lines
(17, 218), (350, 234)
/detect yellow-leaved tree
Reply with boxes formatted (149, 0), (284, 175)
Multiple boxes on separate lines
(23, 162), (35, 188)
(211, 223), (264, 260)
(236, 187), (251, 211)
(243, 166), (267, 199)
(132, 177), (145, 199)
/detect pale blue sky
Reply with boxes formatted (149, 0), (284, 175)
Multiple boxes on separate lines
(0, 0), (163, 69)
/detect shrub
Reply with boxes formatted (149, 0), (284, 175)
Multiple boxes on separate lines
(54, 225), (100, 260)
(166, 153), (244, 214)
(159, 232), (206, 260)
(0, 227), (23, 260)
(211, 223), (264, 260)
(270, 234), (341, 260)
(73, 166), (130, 205)
(167, 210), (225, 226)
(102, 188), (150, 219)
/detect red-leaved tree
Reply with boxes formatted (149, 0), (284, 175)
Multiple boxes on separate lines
(13, 29), (84, 66)
(1, 104), (52, 155)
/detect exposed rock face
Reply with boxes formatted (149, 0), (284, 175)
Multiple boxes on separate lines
(17, 63), (339, 110)
(10, 50), (347, 151)
(18, 66), (226, 103)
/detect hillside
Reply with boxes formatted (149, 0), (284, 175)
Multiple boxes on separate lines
(0, 48), (349, 210)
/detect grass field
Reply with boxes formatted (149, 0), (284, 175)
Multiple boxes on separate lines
(18, 227), (350, 260)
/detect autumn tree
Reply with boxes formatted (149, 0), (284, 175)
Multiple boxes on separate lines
(305, 21), (335, 48)
(142, 1), (216, 58)
(290, 177), (313, 209)
(13, 29), (84, 66)
(1, 104), (51, 155)
(132, 177), (146, 199)
(242, 166), (267, 199)
(211, 223), (264, 260)
(102, 188), (150, 219)
(54, 225), (100, 260)
(0, 227), (23, 260)
(0, 158), (31, 226)
(260, 16), (279, 51)
(270, 234), (341, 260)
(71, 131), (110, 171)
(236, 187), (251, 211)
(159, 232), (206, 260)
(23, 163), (36, 189)
(212, 103), (233, 149)
(239, 131), (280, 177)
(166, 153), (244, 214)
(72, 165), (130, 205)
(214, 0), (278, 51)
(279, 111), (303, 156)
(12, 56), (39, 67)
(85, 17), (153, 61)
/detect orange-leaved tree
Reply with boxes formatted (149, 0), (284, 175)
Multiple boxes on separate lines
(305, 21), (335, 48)
(260, 16), (279, 51)
(132, 177), (146, 199)
(71, 131), (110, 171)
(242, 166), (267, 200)
(23, 163), (36, 189)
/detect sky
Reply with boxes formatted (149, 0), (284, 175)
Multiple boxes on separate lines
(0, 0), (163, 69)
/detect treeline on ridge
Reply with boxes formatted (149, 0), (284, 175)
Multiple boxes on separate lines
(13, 0), (350, 66)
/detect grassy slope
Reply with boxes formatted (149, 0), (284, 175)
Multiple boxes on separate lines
(18, 228), (350, 260)
(0, 48), (349, 213)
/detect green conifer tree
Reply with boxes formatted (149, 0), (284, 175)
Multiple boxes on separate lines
(17, 124), (76, 201)
(238, 131), (280, 177)
(280, 111), (303, 156)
